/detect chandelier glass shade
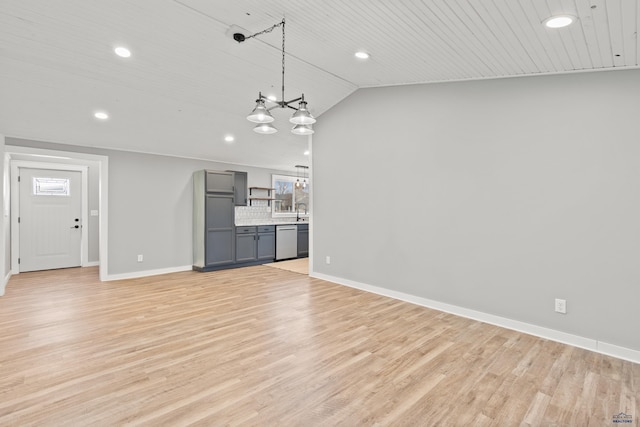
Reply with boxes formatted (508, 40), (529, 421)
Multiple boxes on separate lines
(289, 100), (316, 125)
(253, 122), (278, 134)
(291, 123), (314, 135)
(247, 97), (275, 124)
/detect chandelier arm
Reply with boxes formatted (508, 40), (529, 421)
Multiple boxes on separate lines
(284, 96), (303, 104)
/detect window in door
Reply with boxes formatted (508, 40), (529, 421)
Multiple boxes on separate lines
(33, 177), (71, 196)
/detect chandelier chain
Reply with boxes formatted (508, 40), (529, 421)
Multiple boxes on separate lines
(245, 18), (285, 41)
(245, 19), (287, 104)
(281, 19), (285, 103)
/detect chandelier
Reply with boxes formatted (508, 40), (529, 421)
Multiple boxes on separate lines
(234, 19), (315, 135)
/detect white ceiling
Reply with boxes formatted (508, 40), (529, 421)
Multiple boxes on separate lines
(1, 0), (638, 171)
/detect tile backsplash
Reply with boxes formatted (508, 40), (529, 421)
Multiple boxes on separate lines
(235, 205), (302, 225)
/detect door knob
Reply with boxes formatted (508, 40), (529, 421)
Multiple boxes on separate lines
(71, 225), (80, 229)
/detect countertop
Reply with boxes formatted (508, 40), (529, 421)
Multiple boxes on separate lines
(235, 221), (309, 227)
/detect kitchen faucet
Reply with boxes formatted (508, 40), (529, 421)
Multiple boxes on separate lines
(296, 203), (307, 222)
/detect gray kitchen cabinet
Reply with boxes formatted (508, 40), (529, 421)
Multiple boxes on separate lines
(236, 226), (275, 263)
(257, 225), (276, 260)
(206, 170), (235, 193)
(236, 226), (257, 262)
(205, 194), (235, 266)
(297, 224), (309, 258)
(193, 170), (236, 271)
(228, 170), (248, 206)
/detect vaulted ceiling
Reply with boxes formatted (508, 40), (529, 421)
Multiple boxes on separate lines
(1, 0), (638, 170)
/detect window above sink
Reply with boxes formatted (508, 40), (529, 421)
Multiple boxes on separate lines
(272, 173), (309, 218)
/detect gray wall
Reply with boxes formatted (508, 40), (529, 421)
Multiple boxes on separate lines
(312, 69), (640, 352)
(6, 138), (290, 276)
(1, 135), (7, 284)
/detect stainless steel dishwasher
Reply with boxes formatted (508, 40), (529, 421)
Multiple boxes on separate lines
(276, 225), (298, 260)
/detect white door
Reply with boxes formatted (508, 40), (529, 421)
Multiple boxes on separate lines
(19, 168), (82, 272)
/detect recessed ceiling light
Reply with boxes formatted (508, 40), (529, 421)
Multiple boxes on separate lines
(543, 15), (576, 28)
(355, 51), (370, 60)
(114, 46), (131, 58)
(94, 111), (109, 120)
(224, 135), (235, 143)
(303, 150), (310, 156)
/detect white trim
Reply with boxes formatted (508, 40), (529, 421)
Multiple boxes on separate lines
(310, 272), (640, 365)
(359, 64), (640, 89)
(0, 272), (10, 296)
(596, 342), (640, 364)
(4, 132), (303, 172)
(104, 265), (192, 281)
(307, 134), (313, 274)
(84, 261), (100, 267)
(5, 146), (108, 281)
(11, 161), (89, 272)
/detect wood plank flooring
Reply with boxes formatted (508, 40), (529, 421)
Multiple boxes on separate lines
(0, 266), (638, 426)
(264, 258), (309, 275)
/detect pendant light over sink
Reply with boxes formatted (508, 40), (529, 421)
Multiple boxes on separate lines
(235, 18), (315, 135)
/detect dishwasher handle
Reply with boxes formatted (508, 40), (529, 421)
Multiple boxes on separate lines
(277, 226), (297, 231)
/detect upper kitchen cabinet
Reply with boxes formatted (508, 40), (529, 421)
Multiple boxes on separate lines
(206, 170), (235, 193)
(227, 171), (248, 206)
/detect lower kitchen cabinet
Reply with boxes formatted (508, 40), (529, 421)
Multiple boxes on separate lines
(235, 225), (275, 264)
(297, 223), (309, 258)
(257, 226), (276, 260)
(236, 226), (257, 262)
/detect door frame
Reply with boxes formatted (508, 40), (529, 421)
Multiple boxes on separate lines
(11, 161), (89, 274)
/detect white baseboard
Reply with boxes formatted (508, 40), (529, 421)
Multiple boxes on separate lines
(0, 271), (11, 296)
(310, 272), (640, 365)
(84, 261), (100, 267)
(104, 265), (192, 281)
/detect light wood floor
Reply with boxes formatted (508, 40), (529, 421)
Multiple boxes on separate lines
(0, 267), (637, 426)
(264, 258), (309, 275)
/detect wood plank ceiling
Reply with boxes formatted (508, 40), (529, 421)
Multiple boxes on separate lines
(0, 0), (638, 170)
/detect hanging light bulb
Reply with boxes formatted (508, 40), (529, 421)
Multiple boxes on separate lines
(247, 95), (275, 123)
(253, 122), (278, 134)
(291, 124), (314, 135)
(290, 97), (316, 125)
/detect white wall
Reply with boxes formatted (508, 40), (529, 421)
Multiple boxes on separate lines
(312, 69), (640, 355)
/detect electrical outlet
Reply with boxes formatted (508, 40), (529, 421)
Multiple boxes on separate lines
(137, 254), (143, 263)
(555, 298), (567, 314)
(325, 256), (331, 265)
